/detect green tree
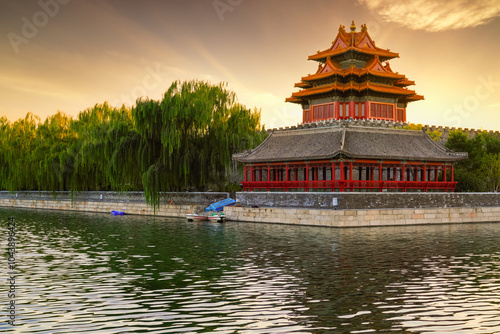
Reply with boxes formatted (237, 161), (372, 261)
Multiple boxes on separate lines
(35, 111), (76, 191)
(0, 117), (11, 189)
(480, 153), (500, 192)
(401, 123), (442, 141)
(130, 80), (266, 206)
(446, 130), (500, 192)
(0, 80), (266, 206)
(70, 102), (134, 191)
(4, 113), (40, 190)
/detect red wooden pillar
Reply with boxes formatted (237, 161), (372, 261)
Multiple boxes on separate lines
(267, 164), (270, 191)
(402, 163), (406, 192)
(349, 101), (355, 118)
(365, 101), (370, 118)
(305, 163), (309, 192)
(423, 164), (427, 192)
(285, 164), (289, 192)
(334, 101), (340, 119)
(451, 165), (454, 182)
(378, 163), (383, 192)
(350, 161), (353, 191)
(340, 161), (344, 192)
(331, 161), (335, 190)
(244, 165), (247, 182)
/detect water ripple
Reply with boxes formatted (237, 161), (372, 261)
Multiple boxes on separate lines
(3, 209), (500, 333)
(381, 252), (500, 333)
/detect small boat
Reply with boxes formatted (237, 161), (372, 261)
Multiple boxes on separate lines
(186, 212), (210, 221)
(111, 211), (125, 216)
(208, 213), (226, 223)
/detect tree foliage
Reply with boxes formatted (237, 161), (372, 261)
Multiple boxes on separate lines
(446, 130), (500, 192)
(130, 80), (265, 205)
(401, 123), (442, 141)
(0, 80), (266, 205)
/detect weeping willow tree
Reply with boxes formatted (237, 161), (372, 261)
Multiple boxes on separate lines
(1, 113), (40, 190)
(105, 106), (143, 191)
(0, 104), (136, 192)
(121, 80), (266, 206)
(0, 116), (12, 189)
(34, 111), (77, 191)
(0, 80), (266, 206)
(69, 102), (136, 191)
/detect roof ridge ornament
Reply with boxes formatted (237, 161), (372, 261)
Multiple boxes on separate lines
(350, 20), (356, 32)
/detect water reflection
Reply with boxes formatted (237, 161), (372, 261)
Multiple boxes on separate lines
(1, 208), (500, 333)
(381, 252), (500, 333)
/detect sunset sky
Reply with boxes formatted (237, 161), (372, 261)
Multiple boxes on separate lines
(1, 0), (500, 130)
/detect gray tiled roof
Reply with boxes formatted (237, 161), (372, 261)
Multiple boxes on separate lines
(233, 125), (467, 163)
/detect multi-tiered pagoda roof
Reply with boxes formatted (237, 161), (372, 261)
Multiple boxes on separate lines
(287, 21), (423, 124)
(233, 21), (466, 194)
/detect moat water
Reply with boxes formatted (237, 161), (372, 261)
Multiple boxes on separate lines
(1, 208), (500, 333)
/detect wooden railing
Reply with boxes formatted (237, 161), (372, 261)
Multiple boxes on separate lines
(241, 180), (457, 192)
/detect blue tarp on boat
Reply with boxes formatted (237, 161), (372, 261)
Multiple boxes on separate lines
(205, 198), (236, 212)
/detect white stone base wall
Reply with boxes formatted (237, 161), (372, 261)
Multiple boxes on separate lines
(3, 198), (499, 227)
(224, 206), (500, 227)
(0, 199), (203, 217)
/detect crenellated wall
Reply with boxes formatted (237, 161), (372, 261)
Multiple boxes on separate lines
(267, 119), (500, 144)
(422, 124), (500, 143)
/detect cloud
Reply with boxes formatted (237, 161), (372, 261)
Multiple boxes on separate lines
(358, 0), (500, 31)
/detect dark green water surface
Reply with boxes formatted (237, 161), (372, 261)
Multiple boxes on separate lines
(2, 208), (500, 333)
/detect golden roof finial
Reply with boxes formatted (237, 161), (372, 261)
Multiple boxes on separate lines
(350, 20), (356, 32)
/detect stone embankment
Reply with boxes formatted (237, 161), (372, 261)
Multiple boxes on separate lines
(1, 191), (499, 228)
(225, 192), (500, 227)
(0, 191), (228, 217)
(224, 206), (500, 228)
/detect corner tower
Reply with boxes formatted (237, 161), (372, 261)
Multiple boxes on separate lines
(286, 21), (424, 124)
